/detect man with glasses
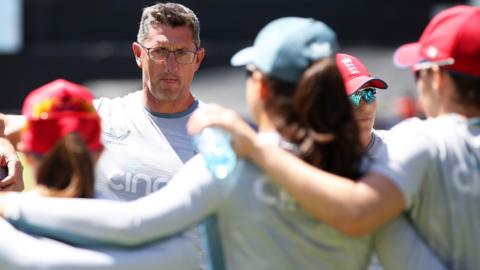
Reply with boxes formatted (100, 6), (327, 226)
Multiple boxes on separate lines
(89, 2), (212, 269)
(93, 2), (205, 200)
(187, 5), (480, 269)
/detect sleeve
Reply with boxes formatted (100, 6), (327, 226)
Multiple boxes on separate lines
(374, 216), (447, 270)
(0, 218), (198, 270)
(4, 155), (224, 247)
(369, 119), (433, 209)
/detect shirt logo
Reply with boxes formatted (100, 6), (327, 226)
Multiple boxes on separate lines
(341, 57), (360, 75)
(103, 127), (131, 141)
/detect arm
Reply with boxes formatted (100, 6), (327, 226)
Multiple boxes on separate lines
(251, 146), (405, 236)
(374, 216), (447, 270)
(0, 218), (198, 270)
(1, 155), (223, 246)
(188, 106), (427, 236)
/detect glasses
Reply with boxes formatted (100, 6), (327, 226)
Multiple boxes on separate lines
(138, 43), (198, 64)
(349, 88), (377, 107)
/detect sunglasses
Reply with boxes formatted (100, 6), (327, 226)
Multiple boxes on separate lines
(349, 88), (377, 107)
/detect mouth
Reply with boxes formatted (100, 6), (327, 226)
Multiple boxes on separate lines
(160, 77), (179, 84)
(357, 117), (371, 122)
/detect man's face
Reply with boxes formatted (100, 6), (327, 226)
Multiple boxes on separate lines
(133, 23), (205, 104)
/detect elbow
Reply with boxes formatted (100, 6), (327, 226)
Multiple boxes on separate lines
(330, 211), (374, 237)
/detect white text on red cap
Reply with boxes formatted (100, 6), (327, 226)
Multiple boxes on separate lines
(341, 57), (360, 75)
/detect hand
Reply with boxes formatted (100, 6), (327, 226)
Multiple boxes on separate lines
(188, 104), (258, 158)
(0, 138), (24, 192)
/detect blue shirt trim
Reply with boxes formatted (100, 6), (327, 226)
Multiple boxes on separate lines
(145, 99), (199, 118)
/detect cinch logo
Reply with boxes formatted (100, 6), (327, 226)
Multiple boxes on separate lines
(108, 170), (169, 197)
(452, 159), (480, 196)
(341, 58), (360, 75)
(253, 177), (298, 211)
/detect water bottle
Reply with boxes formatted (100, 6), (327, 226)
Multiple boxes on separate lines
(193, 127), (237, 179)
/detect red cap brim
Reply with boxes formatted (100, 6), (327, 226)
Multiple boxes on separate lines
(345, 76), (388, 95)
(393, 42), (423, 68)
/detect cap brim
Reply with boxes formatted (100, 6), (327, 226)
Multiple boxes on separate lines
(230, 47), (255, 66)
(345, 76), (388, 95)
(393, 42), (423, 68)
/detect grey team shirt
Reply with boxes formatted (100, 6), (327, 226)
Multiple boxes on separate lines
(92, 91), (204, 269)
(93, 91), (200, 201)
(371, 114), (480, 270)
(2, 131), (446, 270)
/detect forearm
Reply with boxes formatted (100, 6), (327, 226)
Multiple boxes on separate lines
(250, 144), (405, 236)
(3, 192), (208, 246)
(0, 218), (196, 270)
(2, 156), (221, 246)
(375, 217), (447, 270)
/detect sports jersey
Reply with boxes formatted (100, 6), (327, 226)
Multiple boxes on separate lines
(371, 114), (480, 270)
(93, 90), (205, 269)
(93, 91), (200, 201)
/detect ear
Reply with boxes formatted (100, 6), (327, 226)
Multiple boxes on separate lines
(253, 72), (270, 101)
(132, 42), (143, 68)
(430, 65), (446, 96)
(193, 48), (205, 72)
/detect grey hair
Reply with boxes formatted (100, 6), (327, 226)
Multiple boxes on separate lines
(137, 2), (201, 48)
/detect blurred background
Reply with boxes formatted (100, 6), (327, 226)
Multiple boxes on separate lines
(1, 0), (477, 128)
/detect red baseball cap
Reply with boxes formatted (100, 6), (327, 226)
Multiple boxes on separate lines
(21, 79), (102, 154)
(394, 5), (480, 77)
(336, 53), (388, 95)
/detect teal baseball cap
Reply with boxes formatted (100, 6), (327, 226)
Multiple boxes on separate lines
(231, 17), (339, 83)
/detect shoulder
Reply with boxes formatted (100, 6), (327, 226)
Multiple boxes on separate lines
(94, 91), (142, 115)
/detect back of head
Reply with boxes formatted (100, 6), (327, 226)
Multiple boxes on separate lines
(137, 2), (200, 48)
(231, 17), (339, 83)
(21, 79), (102, 198)
(394, 5), (480, 107)
(230, 17), (362, 178)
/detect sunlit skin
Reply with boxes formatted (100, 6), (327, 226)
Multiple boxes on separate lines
(245, 71), (277, 133)
(132, 23), (205, 113)
(352, 97), (377, 149)
(415, 68), (441, 118)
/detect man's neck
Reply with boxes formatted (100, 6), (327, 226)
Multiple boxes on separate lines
(143, 91), (195, 114)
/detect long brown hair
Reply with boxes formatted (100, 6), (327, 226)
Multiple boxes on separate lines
(265, 58), (363, 179)
(35, 133), (95, 198)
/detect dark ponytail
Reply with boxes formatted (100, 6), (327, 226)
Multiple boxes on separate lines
(265, 58), (363, 179)
(36, 133), (95, 198)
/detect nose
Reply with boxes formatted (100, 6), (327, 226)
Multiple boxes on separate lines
(355, 98), (375, 112)
(165, 52), (179, 73)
